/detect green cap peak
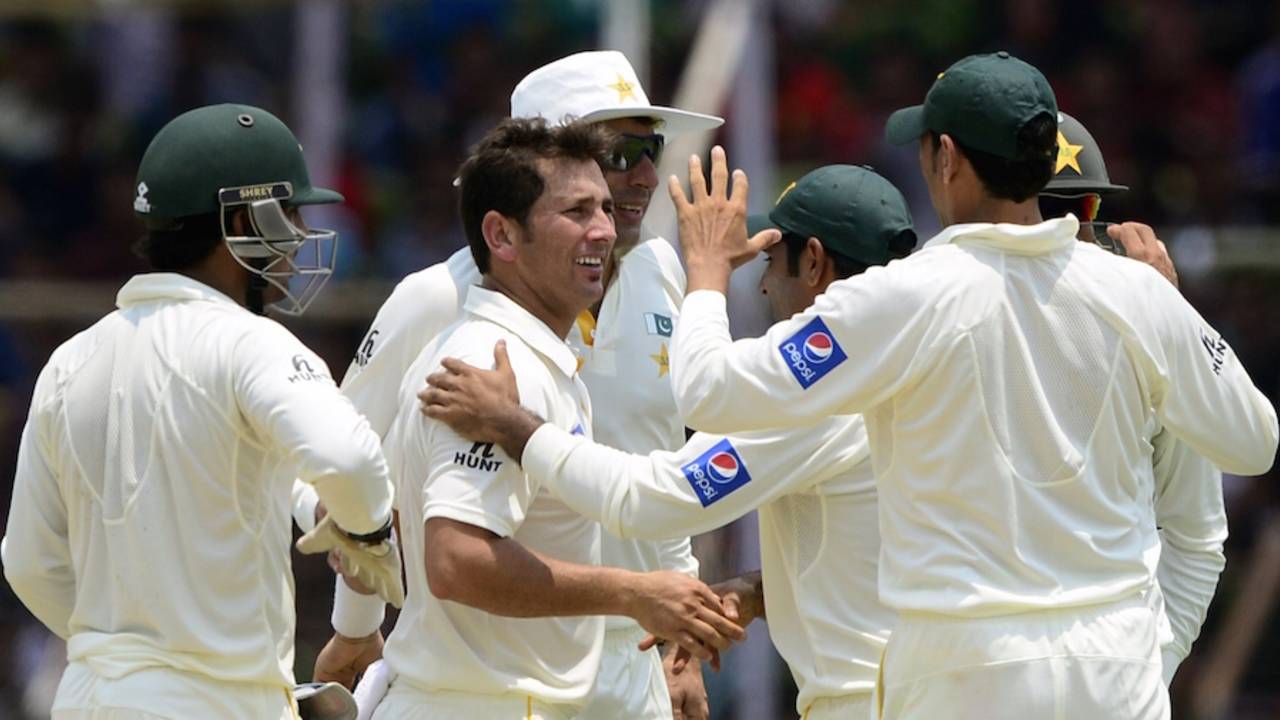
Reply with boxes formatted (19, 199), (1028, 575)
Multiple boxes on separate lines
(885, 51), (1057, 159)
(766, 164), (916, 266)
(134, 103), (342, 222)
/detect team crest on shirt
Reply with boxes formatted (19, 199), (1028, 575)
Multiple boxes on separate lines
(682, 438), (752, 507)
(454, 441), (502, 472)
(287, 354), (332, 384)
(644, 312), (674, 337)
(778, 317), (847, 389)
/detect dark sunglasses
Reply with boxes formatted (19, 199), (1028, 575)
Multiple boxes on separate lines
(605, 133), (665, 172)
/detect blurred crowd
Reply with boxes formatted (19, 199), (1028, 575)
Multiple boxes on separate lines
(0, 0), (1277, 717)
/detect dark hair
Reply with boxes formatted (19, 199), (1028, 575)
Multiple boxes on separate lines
(780, 232), (870, 281)
(132, 212), (223, 271)
(457, 117), (615, 273)
(931, 113), (1057, 202)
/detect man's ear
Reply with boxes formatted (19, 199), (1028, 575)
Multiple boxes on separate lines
(803, 236), (827, 287)
(482, 210), (520, 264)
(938, 133), (961, 185)
(226, 207), (248, 236)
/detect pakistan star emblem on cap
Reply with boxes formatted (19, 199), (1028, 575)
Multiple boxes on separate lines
(133, 182), (151, 213)
(608, 74), (637, 103)
(1055, 130), (1084, 175)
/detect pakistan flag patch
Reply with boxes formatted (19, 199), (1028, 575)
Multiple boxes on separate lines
(644, 312), (673, 337)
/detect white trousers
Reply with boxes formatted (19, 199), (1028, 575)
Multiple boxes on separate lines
(878, 595), (1169, 720)
(51, 661), (296, 720)
(370, 681), (578, 720)
(802, 693), (873, 720)
(575, 625), (671, 719)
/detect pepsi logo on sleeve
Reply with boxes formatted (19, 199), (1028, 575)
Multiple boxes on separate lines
(682, 438), (752, 507)
(779, 316), (847, 389)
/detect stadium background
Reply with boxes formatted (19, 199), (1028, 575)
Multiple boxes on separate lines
(0, 0), (1277, 717)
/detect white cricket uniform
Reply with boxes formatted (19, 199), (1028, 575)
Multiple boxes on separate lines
(2, 273), (394, 720)
(1148, 431), (1227, 684)
(312, 240), (696, 719)
(568, 236), (698, 719)
(668, 217), (1278, 718)
(374, 286), (601, 719)
(521, 415), (892, 719)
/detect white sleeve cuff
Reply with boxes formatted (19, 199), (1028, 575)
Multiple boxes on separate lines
(331, 574), (385, 638)
(292, 481), (321, 534)
(682, 288), (729, 312)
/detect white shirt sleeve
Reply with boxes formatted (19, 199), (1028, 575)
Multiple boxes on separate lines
(670, 265), (936, 434)
(2, 365), (75, 638)
(420, 344), (555, 537)
(1145, 278), (1278, 475)
(1150, 428), (1227, 684)
(233, 323), (393, 536)
(523, 415), (868, 539)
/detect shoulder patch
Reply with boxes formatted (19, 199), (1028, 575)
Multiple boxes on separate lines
(1199, 327), (1227, 376)
(778, 316), (847, 389)
(682, 438), (752, 507)
(453, 441), (503, 472)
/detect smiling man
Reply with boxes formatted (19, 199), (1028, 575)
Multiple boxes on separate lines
(308, 50), (726, 720)
(365, 118), (741, 720)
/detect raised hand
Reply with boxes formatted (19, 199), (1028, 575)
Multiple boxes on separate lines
(668, 145), (780, 294)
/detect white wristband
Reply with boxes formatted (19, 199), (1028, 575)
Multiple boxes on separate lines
(331, 574), (386, 638)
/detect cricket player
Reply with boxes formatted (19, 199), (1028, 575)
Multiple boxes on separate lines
(1, 104), (401, 720)
(1041, 111), (1227, 685)
(309, 51), (723, 720)
(420, 164), (914, 720)
(664, 52), (1278, 718)
(367, 117), (742, 720)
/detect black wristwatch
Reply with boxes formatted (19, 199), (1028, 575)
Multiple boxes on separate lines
(343, 517), (393, 545)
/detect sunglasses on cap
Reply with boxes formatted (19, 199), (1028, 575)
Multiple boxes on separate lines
(604, 133), (665, 172)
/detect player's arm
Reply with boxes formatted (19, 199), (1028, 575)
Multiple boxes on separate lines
(420, 342), (868, 538)
(424, 517), (740, 656)
(1144, 277), (1278, 475)
(1150, 429), (1227, 685)
(2, 367), (75, 638)
(420, 407), (745, 659)
(524, 417), (867, 539)
(234, 325), (392, 536)
(668, 267), (932, 435)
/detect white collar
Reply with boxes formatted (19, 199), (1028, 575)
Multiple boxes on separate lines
(922, 214), (1080, 256)
(116, 273), (242, 309)
(463, 286), (580, 378)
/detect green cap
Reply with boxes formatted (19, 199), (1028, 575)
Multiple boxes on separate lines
(747, 213), (776, 237)
(885, 51), (1057, 159)
(134, 103), (342, 222)
(1042, 111), (1128, 196)
(767, 164), (916, 265)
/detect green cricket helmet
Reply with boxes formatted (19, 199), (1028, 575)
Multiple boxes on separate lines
(1042, 111), (1128, 197)
(134, 103), (343, 315)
